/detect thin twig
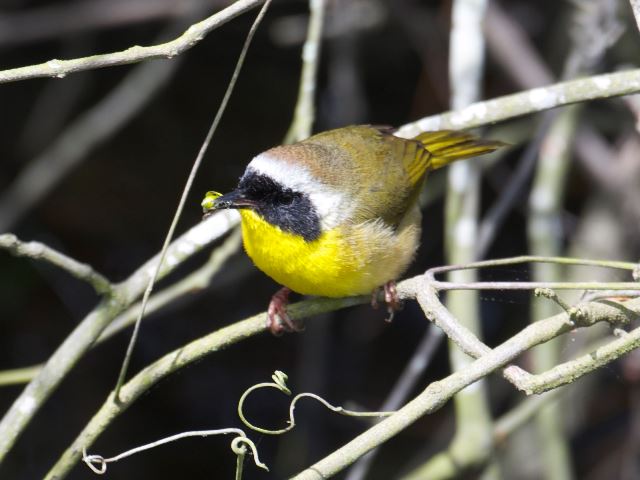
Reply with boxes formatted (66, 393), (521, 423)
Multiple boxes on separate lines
(426, 254), (638, 291)
(417, 273), (634, 391)
(0, 228), (242, 388)
(428, 255), (637, 274)
(44, 267), (640, 478)
(0, 366), (42, 388)
(0, 210), (238, 461)
(291, 296), (640, 479)
(0, 233), (111, 295)
(432, 281), (640, 291)
(45, 294), (371, 479)
(113, 0), (272, 399)
(0, 0), (264, 84)
(82, 428), (268, 474)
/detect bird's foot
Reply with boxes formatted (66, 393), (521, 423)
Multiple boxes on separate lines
(267, 287), (304, 335)
(371, 281), (403, 322)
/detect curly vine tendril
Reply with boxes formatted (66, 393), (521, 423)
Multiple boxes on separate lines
(237, 371), (395, 435)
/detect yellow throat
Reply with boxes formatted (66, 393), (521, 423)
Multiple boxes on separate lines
(238, 187), (422, 298)
(239, 209), (373, 297)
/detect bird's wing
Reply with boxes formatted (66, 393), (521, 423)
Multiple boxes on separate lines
(300, 125), (505, 228)
(301, 126), (426, 227)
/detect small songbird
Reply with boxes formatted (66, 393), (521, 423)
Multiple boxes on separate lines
(202, 125), (504, 334)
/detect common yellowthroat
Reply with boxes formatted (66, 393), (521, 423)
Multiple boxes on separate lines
(202, 125), (503, 334)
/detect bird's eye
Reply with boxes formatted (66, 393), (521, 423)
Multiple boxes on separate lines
(279, 192), (294, 205)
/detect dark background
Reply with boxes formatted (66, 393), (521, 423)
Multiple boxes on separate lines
(1, 0), (639, 478)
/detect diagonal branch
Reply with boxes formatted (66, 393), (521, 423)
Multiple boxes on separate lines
(418, 273), (638, 392)
(43, 266), (640, 478)
(291, 300), (640, 479)
(45, 294), (370, 479)
(396, 69), (640, 135)
(0, 227), (243, 388)
(0, 211), (239, 462)
(0, 0), (264, 84)
(0, 233), (111, 295)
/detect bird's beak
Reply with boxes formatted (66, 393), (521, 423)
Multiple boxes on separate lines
(201, 190), (256, 218)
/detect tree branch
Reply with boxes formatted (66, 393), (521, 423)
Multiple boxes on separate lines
(291, 298), (640, 479)
(0, 233), (111, 295)
(43, 263), (640, 478)
(45, 295), (370, 479)
(0, 0), (264, 84)
(515, 325), (640, 394)
(396, 69), (640, 135)
(0, 211), (239, 461)
(442, 0), (496, 477)
(418, 265), (637, 393)
(0, 227), (243, 388)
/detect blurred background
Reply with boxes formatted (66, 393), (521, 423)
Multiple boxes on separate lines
(1, 0), (640, 478)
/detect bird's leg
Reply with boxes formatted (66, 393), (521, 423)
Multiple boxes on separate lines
(267, 287), (304, 335)
(383, 281), (402, 322)
(371, 281), (403, 322)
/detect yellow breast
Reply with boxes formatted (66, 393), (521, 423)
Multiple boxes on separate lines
(239, 209), (420, 297)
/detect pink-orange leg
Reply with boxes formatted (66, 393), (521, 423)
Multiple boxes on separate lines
(267, 287), (304, 335)
(371, 280), (403, 322)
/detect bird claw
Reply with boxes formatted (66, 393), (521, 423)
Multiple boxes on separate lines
(371, 281), (403, 322)
(267, 287), (304, 335)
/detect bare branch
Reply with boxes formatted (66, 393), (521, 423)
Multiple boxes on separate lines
(45, 294), (371, 479)
(396, 69), (640, 135)
(0, 227), (243, 388)
(0, 366), (42, 388)
(0, 233), (111, 295)
(418, 272), (637, 394)
(42, 264), (640, 478)
(0, 211), (239, 461)
(292, 295), (640, 479)
(0, 0), (264, 84)
(516, 325), (640, 394)
(112, 0), (271, 399)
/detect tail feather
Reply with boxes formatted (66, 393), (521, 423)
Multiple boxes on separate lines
(414, 130), (507, 170)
